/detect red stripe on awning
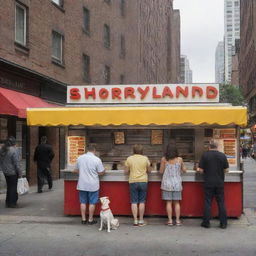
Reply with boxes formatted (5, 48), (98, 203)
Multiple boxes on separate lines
(0, 87), (59, 118)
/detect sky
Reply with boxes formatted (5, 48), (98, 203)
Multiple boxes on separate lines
(173, 0), (224, 83)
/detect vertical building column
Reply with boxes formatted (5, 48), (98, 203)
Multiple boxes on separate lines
(46, 127), (60, 180)
(28, 126), (39, 184)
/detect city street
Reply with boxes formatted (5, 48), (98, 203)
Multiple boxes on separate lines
(0, 158), (256, 256)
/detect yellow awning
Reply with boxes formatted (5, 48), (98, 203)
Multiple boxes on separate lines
(26, 106), (247, 127)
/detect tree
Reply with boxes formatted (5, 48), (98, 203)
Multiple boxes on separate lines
(219, 84), (246, 106)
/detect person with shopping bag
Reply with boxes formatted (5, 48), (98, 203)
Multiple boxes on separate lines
(0, 136), (22, 208)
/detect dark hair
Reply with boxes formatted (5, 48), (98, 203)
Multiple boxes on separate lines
(165, 144), (178, 161)
(209, 140), (218, 149)
(41, 136), (47, 144)
(1, 136), (16, 155)
(133, 144), (143, 154)
(87, 144), (96, 152)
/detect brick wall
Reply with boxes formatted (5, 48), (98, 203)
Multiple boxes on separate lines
(0, 0), (180, 86)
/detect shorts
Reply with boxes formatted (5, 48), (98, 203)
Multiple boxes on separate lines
(129, 182), (148, 204)
(162, 190), (182, 201)
(79, 190), (99, 205)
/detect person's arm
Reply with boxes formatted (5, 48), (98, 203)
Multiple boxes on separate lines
(49, 146), (55, 161)
(12, 150), (22, 178)
(146, 158), (151, 173)
(159, 157), (166, 174)
(124, 159), (130, 174)
(97, 160), (105, 176)
(72, 169), (79, 174)
(223, 155), (229, 173)
(197, 155), (204, 173)
(72, 161), (79, 174)
(180, 158), (187, 173)
(33, 146), (38, 162)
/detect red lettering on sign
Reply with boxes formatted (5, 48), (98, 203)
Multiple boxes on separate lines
(124, 87), (136, 99)
(206, 86), (218, 99)
(112, 88), (122, 99)
(192, 86), (203, 98)
(70, 88), (81, 100)
(137, 86), (149, 100)
(162, 86), (173, 98)
(99, 88), (109, 99)
(153, 87), (162, 98)
(176, 86), (188, 98)
(84, 88), (96, 99)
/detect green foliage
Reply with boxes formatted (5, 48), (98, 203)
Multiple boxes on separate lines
(219, 84), (245, 106)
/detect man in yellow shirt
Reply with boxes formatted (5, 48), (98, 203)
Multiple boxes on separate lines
(125, 144), (150, 226)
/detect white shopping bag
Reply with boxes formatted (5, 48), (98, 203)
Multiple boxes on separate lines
(17, 177), (29, 195)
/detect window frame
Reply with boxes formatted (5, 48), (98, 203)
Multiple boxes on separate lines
(120, 34), (125, 58)
(51, 30), (64, 65)
(104, 65), (111, 84)
(103, 24), (110, 48)
(51, 0), (64, 7)
(120, 0), (125, 17)
(83, 54), (91, 83)
(15, 2), (27, 46)
(83, 7), (90, 35)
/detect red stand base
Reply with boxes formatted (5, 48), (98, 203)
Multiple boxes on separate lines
(64, 181), (242, 217)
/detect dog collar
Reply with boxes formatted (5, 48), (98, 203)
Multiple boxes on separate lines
(102, 208), (110, 211)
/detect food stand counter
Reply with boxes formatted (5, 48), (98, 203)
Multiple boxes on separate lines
(62, 169), (243, 217)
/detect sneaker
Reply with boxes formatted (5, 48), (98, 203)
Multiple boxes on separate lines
(219, 223), (227, 229)
(133, 220), (139, 226)
(201, 222), (210, 228)
(88, 220), (97, 225)
(138, 220), (147, 227)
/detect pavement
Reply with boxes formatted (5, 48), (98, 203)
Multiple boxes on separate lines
(0, 158), (256, 256)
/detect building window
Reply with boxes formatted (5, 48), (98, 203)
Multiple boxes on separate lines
(15, 3), (27, 46)
(120, 0), (125, 16)
(83, 7), (90, 34)
(120, 34), (125, 58)
(52, 0), (63, 7)
(52, 31), (63, 64)
(120, 74), (125, 84)
(104, 65), (111, 84)
(104, 24), (110, 48)
(83, 54), (90, 83)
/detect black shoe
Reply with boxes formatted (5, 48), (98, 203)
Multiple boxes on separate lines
(201, 222), (210, 228)
(6, 204), (18, 208)
(81, 220), (87, 225)
(38, 190), (43, 193)
(88, 220), (97, 225)
(220, 223), (227, 229)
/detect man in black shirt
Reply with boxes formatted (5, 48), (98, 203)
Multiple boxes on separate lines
(34, 136), (55, 193)
(198, 141), (229, 229)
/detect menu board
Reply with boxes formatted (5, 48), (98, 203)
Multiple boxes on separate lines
(68, 136), (86, 165)
(214, 129), (237, 166)
(151, 130), (163, 145)
(114, 131), (125, 144)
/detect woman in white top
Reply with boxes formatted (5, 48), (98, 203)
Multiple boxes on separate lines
(159, 144), (186, 226)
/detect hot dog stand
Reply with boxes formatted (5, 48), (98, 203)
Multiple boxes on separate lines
(26, 84), (247, 217)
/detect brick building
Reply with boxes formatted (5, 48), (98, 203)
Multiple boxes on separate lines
(239, 1), (256, 126)
(0, 0), (180, 184)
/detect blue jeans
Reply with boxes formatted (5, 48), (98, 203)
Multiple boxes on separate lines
(79, 190), (99, 205)
(129, 182), (148, 204)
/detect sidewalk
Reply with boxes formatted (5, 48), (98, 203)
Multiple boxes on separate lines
(0, 178), (253, 227)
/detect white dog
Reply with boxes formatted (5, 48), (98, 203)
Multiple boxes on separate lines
(99, 196), (119, 232)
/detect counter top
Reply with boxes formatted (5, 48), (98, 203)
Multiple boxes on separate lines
(62, 169), (243, 182)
